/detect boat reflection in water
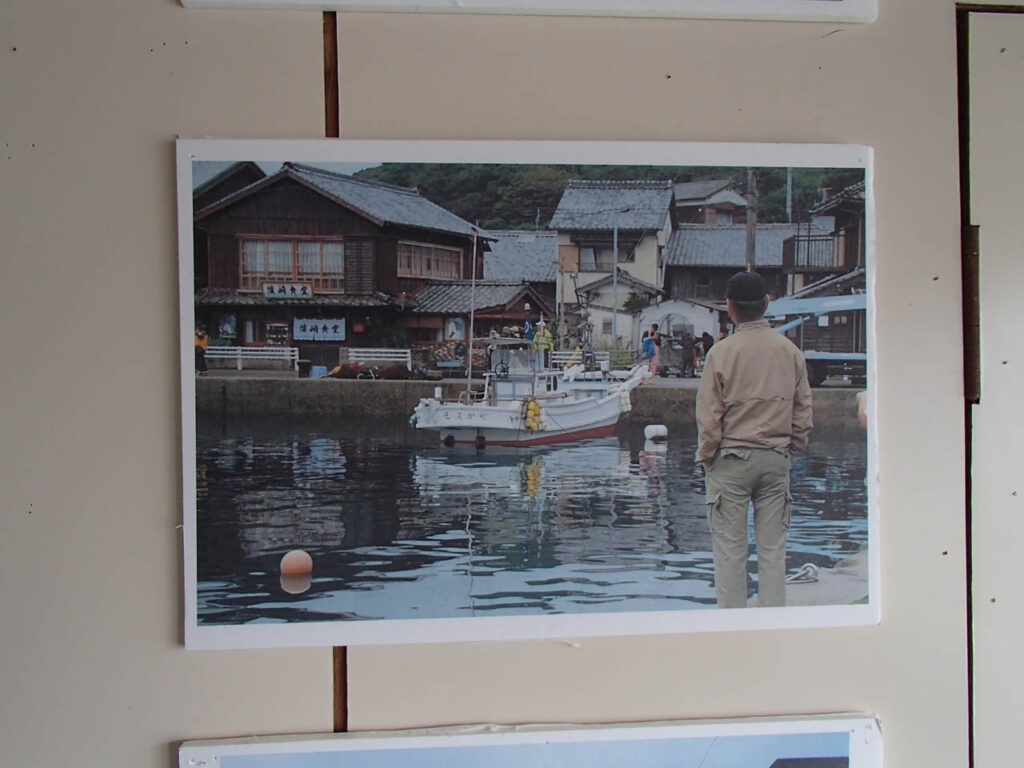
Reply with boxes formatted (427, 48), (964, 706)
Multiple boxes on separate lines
(195, 422), (867, 625)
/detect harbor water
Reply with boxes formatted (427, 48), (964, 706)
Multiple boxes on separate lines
(195, 418), (868, 624)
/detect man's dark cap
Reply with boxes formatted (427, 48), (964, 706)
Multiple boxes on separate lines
(725, 271), (767, 301)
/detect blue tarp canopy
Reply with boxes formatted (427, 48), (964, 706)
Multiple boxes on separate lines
(772, 317), (807, 333)
(766, 293), (867, 319)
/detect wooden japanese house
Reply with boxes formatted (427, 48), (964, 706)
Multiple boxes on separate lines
(192, 162), (486, 365)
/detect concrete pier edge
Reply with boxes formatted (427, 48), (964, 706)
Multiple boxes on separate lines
(195, 377), (864, 432)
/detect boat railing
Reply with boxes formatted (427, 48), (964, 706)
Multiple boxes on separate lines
(549, 350), (611, 368)
(443, 390), (573, 405)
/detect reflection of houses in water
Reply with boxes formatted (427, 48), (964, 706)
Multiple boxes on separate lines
(409, 439), (689, 565)
(200, 435), (360, 561)
(233, 490), (348, 557)
(216, 438), (352, 557)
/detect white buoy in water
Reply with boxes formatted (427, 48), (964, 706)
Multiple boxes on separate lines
(644, 424), (668, 441)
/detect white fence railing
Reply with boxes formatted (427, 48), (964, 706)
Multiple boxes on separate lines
(205, 346), (299, 370)
(341, 348), (412, 370)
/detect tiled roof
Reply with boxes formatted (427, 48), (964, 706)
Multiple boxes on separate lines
(789, 267), (867, 298)
(549, 180), (673, 232)
(809, 180), (866, 215)
(484, 230), (558, 282)
(410, 280), (547, 315)
(673, 179), (736, 203)
(196, 163), (481, 240)
(287, 163), (482, 238)
(577, 268), (660, 295)
(192, 161), (265, 196)
(663, 223), (832, 268)
(195, 288), (391, 307)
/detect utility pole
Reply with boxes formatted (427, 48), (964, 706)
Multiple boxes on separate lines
(745, 168), (758, 271)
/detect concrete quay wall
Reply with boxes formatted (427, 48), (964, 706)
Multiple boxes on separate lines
(195, 378), (863, 431)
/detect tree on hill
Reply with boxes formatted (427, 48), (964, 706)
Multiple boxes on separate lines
(355, 163), (864, 229)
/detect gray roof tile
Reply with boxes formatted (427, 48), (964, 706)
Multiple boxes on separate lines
(549, 180), (673, 232)
(196, 163), (481, 240)
(673, 179), (736, 203)
(577, 268), (660, 295)
(789, 267), (866, 298)
(663, 223), (832, 268)
(195, 288), (390, 307)
(411, 280), (539, 314)
(286, 164), (481, 238)
(809, 180), (866, 215)
(483, 230), (558, 282)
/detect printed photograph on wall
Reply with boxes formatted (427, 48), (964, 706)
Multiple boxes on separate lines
(180, 0), (878, 24)
(179, 717), (882, 768)
(178, 139), (877, 648)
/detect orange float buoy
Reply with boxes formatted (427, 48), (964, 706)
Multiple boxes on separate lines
(280, 549), (313, 575)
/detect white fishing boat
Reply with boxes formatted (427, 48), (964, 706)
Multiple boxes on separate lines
(412, 346), (649, 447)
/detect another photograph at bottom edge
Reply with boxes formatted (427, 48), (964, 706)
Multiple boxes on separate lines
(178, 716), (882, 768)
(178, 138), (878, 649)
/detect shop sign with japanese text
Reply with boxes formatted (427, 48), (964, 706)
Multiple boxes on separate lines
(294, 318), (345, 341)
(263, 283), (314, 299)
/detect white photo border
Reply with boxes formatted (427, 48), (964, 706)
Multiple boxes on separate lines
(179, 0), (878, 23)
(178, 138), (878, 649)
(179, 716), (882, 767)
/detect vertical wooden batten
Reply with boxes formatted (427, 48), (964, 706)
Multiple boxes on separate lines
(333, 645), (348, 732)
(325, 8), (345, 734)
(324, 11), (340, 139)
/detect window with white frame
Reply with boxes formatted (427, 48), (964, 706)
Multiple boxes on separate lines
(397, 241), (462, 280)
(578, 245), (633, 272)
(240, 238), (345, 292)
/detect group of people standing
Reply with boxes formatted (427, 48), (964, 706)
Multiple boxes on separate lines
(640, 324), (719, 378)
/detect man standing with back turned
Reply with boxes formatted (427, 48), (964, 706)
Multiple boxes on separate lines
(696, 271), (813, 608)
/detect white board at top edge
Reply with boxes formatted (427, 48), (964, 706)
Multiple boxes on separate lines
(179, 716), (883, 767)
(179, 0), (878, 24)
(179, 138), (878, 650)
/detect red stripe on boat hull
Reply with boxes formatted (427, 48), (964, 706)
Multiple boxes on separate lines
(448, 422), (618, 447)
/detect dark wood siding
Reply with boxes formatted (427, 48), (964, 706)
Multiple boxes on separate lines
(793, 311), (865, 354)
(344, 238), (375, 295)
(206, 233), (241, 289)
(196, 177), (476, 298)
(666, 266), (784, 301)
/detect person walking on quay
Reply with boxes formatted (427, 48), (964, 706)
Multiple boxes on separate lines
(648, 322), (661, 375)
(695, 271), (813, 609)
(194, 325), (209, 375)
(681, 332), (696, 377)
(639, 330), (655, 373)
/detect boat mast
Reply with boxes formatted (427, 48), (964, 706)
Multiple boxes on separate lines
(466, 224), (478, 392)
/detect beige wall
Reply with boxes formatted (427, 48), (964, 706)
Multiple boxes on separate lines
(0, 1), (984, 766)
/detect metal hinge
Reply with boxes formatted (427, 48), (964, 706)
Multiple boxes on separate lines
(963, 224), (980, 404)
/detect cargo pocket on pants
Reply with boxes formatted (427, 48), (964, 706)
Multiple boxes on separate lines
(706, 492), (722, 534)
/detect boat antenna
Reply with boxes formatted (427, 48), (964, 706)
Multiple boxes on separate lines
(466, 223), (478, 392)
